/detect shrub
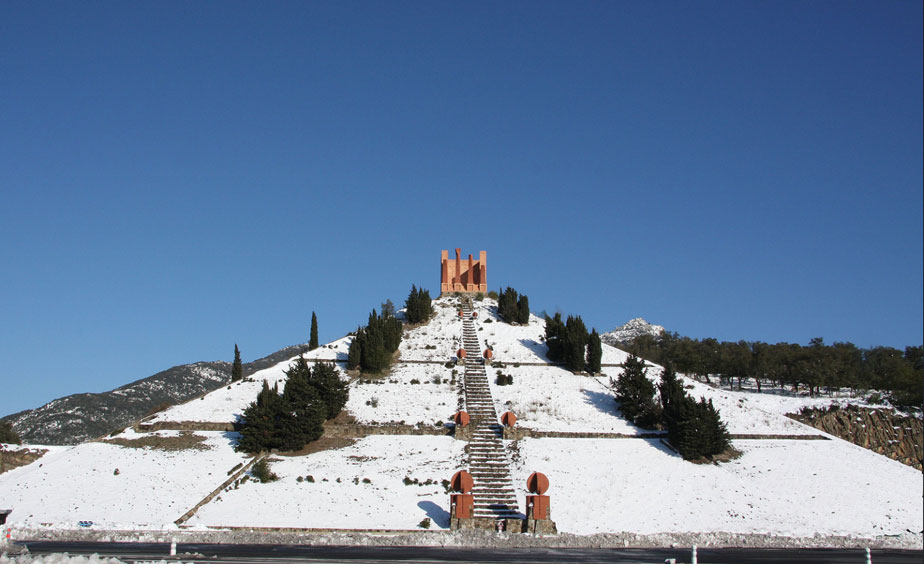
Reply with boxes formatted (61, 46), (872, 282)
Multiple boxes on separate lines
(487, 290), (499, 300)
(306, 475), (315, 482)
(418, 518), (431, 529)
(251, 459), (279, 483)
(475, 292), (485, 301)
(410, 379), (420, 385)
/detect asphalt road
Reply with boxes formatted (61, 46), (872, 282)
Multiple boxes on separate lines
(13, 541), (924, 564)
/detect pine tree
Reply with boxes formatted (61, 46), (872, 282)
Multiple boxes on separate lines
(587, 329), (602, 374)
(231, 344), (243, 382)
(404, 285), (432, 324)
(309, 312), (319, 351)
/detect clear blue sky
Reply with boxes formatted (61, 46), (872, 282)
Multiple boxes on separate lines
(1, 1), (921, 418)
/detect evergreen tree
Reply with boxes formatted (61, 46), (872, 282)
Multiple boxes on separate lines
(404, 285), (433, 324)
(308, 362), (349, 420)
(231, 344), (243, 382)
(237, 381), (285, 453)
(497, 287), (519, 322)
(309, 312), (319, 351)
(587, 329), (602, 374)
(564, 315), (589, 372)
(280, 356), (326, 450)
(347, 327), (364, 370)
(517, 294), (530, 324)
(362, 310), (388, 372)
(545, 313), (566, 362)
(0, 420), (21, 444)
(659, 363), (730, 460)
(614, 354), (661, 428)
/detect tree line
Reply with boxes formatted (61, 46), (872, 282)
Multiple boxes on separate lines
(621, 333), (923, 406)
(237, 358), (348, 453)
(545, 313), (603, 373)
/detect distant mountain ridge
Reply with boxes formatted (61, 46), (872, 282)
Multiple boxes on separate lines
(601, 318), (665, 346)
(1, 344), (310, 445)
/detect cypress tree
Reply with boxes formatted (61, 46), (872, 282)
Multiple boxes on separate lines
(614, 354), (662, 428)
(545, 313), (566, 362)
(309, 362), (349, 420)
(348, 328), (365, 370)
(237, 381), (285, 453)
(517, 295), (530, 324)
(564, 315), (589, 372)
(281, 356), (326, 450)
(231, 344), (243, 382)
(587, 329), (602, 373)
(309, 312), (319, 350)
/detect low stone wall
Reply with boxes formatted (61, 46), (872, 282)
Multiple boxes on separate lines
(322, 422), (450, 439)
(9, 526), (922, 549)
(136, 421), (237, 433)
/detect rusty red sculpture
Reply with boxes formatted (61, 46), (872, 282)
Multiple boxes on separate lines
(453, 411), (470, 426)
(500, 411), (517, 427)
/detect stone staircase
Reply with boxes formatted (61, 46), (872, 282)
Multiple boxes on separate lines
(459, 299), (521, 520)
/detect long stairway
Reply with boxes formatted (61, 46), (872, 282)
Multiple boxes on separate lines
(459, 299), (521, 520)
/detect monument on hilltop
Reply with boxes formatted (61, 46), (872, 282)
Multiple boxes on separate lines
(440, 249), (487, 294)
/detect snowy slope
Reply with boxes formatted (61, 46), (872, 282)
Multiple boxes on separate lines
(1, 294), (920, 542)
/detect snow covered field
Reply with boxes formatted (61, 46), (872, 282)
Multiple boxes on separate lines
(510, 436), (922, 537)
(0, 431), (248, 530)
(188, 436), (464, 530)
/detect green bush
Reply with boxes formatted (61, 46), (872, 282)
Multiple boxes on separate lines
(250, 459), (279, 483)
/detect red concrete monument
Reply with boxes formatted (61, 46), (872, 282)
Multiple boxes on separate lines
(441, 249), (487, 294)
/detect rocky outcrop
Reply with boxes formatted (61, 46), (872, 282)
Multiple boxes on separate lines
(789, 405), (922, 471)
(601, 318), (665, 345)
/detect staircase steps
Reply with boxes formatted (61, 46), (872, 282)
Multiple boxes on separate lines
(457, 299), (521, 520)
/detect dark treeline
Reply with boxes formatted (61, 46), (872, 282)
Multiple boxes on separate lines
(621, 333), (923, 406)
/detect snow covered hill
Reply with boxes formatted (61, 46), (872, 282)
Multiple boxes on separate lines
(601, 317), (665, 345)
(1, 295), (920, 547)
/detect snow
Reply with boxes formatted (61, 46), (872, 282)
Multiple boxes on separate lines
(146, 337), (352, 425)
(346, 363), (457, 426)
(2, 295), (921, 543)
(510, 436), (922, 537)
(0, 432), (249, 530)
(188, 436), (465, 530)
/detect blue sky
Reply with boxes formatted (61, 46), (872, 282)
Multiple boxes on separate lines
(1, 1), (921, 418)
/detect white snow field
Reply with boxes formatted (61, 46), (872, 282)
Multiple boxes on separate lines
(1, 295), (921, 544)
(0, 430), (248, 530)
(188, 436), (465, 530)
(510, 436), (922, 537)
